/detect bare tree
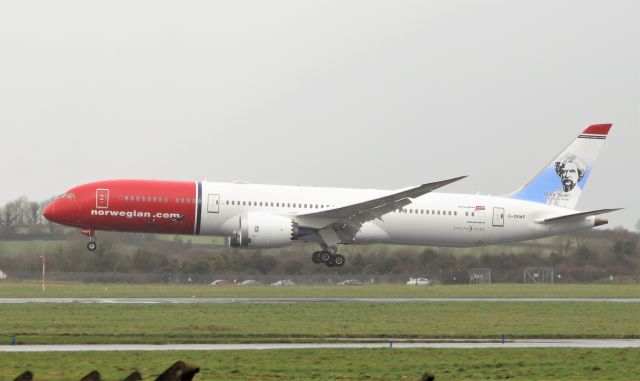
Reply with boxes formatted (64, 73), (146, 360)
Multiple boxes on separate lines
(28, 201), (41, 225)
(0, 200), (20, 233)
(636, 218), (640, 233)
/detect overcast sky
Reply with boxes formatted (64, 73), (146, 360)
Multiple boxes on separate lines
(1, 1), (638, 229)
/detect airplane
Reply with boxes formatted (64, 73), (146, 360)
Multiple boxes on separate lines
(43, 124), (620, 267)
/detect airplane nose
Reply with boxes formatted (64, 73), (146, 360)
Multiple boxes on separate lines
(43, 202), (55, 221)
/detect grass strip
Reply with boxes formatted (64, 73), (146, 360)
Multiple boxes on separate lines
(1, 302), (638, 344)
(0, 348), (639, 380)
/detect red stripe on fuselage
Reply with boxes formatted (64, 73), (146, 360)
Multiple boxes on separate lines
(53, 179), (197, 235)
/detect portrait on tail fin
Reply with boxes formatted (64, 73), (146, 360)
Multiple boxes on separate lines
(545, 153), (587, 208)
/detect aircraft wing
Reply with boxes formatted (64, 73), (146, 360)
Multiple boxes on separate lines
(295, 176), (466, 242)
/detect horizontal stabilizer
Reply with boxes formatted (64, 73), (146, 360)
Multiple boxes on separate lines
(534, 208), (623, 224)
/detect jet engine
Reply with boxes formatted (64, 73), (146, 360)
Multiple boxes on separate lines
(227, 212), (298, 249)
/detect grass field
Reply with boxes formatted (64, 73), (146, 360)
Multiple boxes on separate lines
(1, 282), (637, 380)
(1, 302), (638, 344)
(1, 281), (639, 298)
(0, 348), (639, 380)
(0, 240), (67, 258)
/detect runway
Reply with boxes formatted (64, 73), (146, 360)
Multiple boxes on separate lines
(1, 297), (639, 304)
(1, 340), (639, 352)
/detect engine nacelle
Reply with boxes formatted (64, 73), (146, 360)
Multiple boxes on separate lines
(227, 213), (296, 249)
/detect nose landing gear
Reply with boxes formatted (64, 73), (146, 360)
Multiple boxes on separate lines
(310, 247), (345, 267)
(81, 228), (97, 251)
(87, 240), (97, 251)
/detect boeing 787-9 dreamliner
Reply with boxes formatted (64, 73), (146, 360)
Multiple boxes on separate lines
(44, 124), (620, 267)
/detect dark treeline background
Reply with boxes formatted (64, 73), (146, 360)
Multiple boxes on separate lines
(0, 196), (638, 283)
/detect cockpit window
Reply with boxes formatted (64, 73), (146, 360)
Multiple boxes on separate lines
(58, 193), (76, 200)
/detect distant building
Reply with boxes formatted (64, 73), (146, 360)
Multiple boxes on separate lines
(0, 269), (7, 280)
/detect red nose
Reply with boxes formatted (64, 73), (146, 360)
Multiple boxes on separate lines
(43, 202), (55, 221)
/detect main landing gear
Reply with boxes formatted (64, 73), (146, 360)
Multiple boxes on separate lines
(311, 247), (345, 267)
(81, 228), (97, 251)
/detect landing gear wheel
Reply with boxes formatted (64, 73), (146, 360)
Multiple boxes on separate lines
(320, 251), (331, 263)
(311, 251), (323, 264)
(87, 242), (97, 251)
(334, 254), (345, 267)
(325, 255), (335, 267)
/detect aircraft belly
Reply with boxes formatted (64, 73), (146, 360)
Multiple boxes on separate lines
(355, 216), (477, 247)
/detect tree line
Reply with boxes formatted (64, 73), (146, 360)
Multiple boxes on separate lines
(0, 196), (54, 234)
(0, 228), (638, 283)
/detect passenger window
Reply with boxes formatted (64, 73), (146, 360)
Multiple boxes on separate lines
(472, 212), (475, 217)
(437, 210), (440, 215)
(454, 211), (457, 216)
(186, 198), (190, 204)
(136, 196), (140, 201)
(259, 202), (263, 206)
(124, 196), (129, 201)
(232, 201), (235, 205)
(448, 211), (451, 215)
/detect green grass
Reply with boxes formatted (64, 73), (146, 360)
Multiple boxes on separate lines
(0, 348), (639, 380)
(1, 302), (638, 344)
(0, 240), (67, 258)
(0, 281), (639, 298)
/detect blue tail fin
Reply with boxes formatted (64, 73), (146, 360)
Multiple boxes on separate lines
(509, 124), (612, 209)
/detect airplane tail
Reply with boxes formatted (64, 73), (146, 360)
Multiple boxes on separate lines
(508, 123), (612, 209)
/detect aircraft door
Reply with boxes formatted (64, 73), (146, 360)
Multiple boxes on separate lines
(207, 194), (220, 213)
(96, 189), (109, 209)
(492, 207), (504, 227)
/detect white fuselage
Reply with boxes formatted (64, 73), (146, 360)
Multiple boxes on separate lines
(199, 182), (595, 247)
